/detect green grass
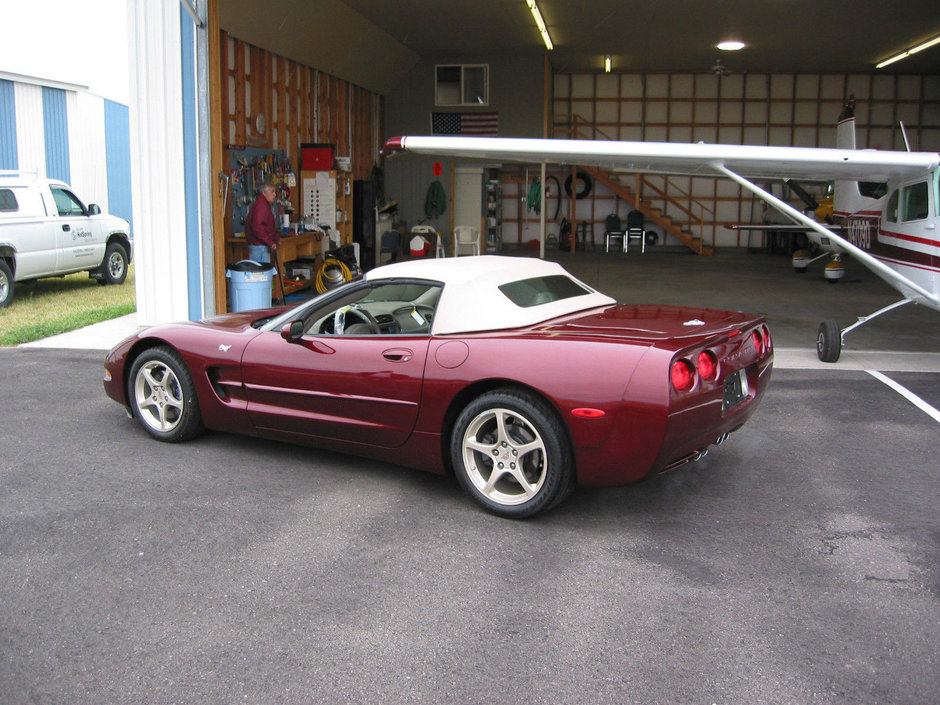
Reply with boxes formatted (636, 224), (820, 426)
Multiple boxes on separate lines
(0, 264), (136, 346)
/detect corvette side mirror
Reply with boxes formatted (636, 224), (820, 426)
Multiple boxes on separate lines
(280, 320), (304, 342)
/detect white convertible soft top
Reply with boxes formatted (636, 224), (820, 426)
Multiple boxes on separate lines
(365, 255), (615, 335)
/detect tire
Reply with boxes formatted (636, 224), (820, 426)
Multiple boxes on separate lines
(101, 242), (128, 285)
(816, 320), (842, 363)
(127, 346), (204, 442)
(563, 171), (593, 200)
(0, 260), (13, 308)
(450, 389), (574, 518)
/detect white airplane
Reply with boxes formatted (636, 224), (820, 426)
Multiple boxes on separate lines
(383, 110), (940, 362)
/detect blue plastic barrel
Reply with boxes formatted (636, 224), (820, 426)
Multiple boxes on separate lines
(226, 260), (276, 311)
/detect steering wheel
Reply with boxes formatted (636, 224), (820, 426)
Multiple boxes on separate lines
(333, 304), (380, 335)
(393, 304), (435, 330)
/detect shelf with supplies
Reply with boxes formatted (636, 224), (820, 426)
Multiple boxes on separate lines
(301, 169), (353, 248)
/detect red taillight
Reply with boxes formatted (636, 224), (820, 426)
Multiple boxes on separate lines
(751, 330), (763, 355)
(697, 350), (718, 380)
(762, 325), (772, 350)
(671, 359), (695, 392)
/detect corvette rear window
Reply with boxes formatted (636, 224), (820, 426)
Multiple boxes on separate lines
(498, 275), (592, 308)
(0, 189), (17, 212)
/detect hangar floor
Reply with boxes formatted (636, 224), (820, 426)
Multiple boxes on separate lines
(4, 248), (939, 703)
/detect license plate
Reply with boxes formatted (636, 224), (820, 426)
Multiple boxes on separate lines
(722, 368), (749, 411)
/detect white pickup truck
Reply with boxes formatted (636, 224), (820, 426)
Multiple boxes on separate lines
(0, 173), (132, 307)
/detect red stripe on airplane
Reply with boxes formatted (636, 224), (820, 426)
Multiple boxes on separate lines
(879, 229), (940, 249)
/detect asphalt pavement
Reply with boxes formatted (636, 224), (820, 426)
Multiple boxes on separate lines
(2, 249), (939, 703)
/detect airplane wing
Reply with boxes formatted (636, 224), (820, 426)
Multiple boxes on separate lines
(383, 136), (938, 183)
(726, 224), (843, 231)
(384, 136), (940, 306)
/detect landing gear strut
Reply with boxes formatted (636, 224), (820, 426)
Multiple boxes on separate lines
(816, 298), (913, 362)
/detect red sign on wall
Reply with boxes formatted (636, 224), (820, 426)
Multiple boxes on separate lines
(433, 162), (443, 176)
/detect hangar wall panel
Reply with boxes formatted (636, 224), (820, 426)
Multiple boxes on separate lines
(68, 92), (108, 209)
(0, 80), (17, 169)
(540, 71), (940, 250)
(128, 0), (190, 325)
(0, 75), (131, 221)
(104, 100), (134, 225)
(41, 87), (70, 183)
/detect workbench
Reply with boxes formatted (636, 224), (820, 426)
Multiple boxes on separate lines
(226, 232), (324, 297)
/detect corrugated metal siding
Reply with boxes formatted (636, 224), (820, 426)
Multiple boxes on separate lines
(68, 91), (107, 206)
(104, 100), (133, 227)
(0, 79), (17, 169)
(129, 0), (190, 325)
(14, 83), (45, 175)
(42, 86), (70, 182)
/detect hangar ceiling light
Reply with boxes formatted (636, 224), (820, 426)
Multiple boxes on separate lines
(525, 0), (553, 51)
(876, 34), (940, 68)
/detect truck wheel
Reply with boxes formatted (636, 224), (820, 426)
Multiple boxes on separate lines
(100, 242), (128, 285)
(0, 260), (13, 308)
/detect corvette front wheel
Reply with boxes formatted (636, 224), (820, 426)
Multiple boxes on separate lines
(128, 346), (204, 442)
(451, 389), (573, 519)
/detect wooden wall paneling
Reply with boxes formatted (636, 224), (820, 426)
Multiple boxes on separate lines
(264, 50), (273, 145)
(220, 31), (230, 144)
(233, 39), (246, 145)
(209, 0), (225, 315)
(248, 45), (260, 141)
(279, 55), (289, 152)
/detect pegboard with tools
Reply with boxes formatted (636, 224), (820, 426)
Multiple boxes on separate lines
(223, 147), (296, 233)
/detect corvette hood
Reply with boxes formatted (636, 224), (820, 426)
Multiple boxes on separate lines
(196, 307), (287, 331)
(536, 304), (763, 344)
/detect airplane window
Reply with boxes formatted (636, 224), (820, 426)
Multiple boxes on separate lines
(886, 190), (899, 223)
(901, 182), (929, 222)
(859, 181), (887, 199)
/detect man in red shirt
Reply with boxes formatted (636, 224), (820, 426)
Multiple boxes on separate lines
(245, 182), (280, 263)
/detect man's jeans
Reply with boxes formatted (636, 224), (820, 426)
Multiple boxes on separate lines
(247, 244), (270, 264)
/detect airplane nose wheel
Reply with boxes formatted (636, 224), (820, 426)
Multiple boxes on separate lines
(816, 320), (842, 362)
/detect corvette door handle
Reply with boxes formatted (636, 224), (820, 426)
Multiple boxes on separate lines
(383, 348), (413, 362)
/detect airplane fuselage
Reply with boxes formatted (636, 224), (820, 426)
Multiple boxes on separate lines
(832, 168), (940, 306)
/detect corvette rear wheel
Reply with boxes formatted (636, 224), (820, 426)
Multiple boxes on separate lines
(128, 346), (204, 442)
(451, 390), (573, 518)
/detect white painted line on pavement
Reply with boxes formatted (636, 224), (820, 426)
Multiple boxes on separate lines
(866, 369), (940, 424)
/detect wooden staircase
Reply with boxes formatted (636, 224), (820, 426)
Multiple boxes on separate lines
(555, 113), (713, 255)
(580, 165), (713, 256)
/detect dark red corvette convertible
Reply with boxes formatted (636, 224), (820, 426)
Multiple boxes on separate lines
(103, 255), (772, 518)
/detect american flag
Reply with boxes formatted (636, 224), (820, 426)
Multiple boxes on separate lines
(431, 112), (499, 137)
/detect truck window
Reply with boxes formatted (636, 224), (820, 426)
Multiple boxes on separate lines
(901, 182), (929, 222)
(0, 189), (17, 212)
(51, 187), (87, 217)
